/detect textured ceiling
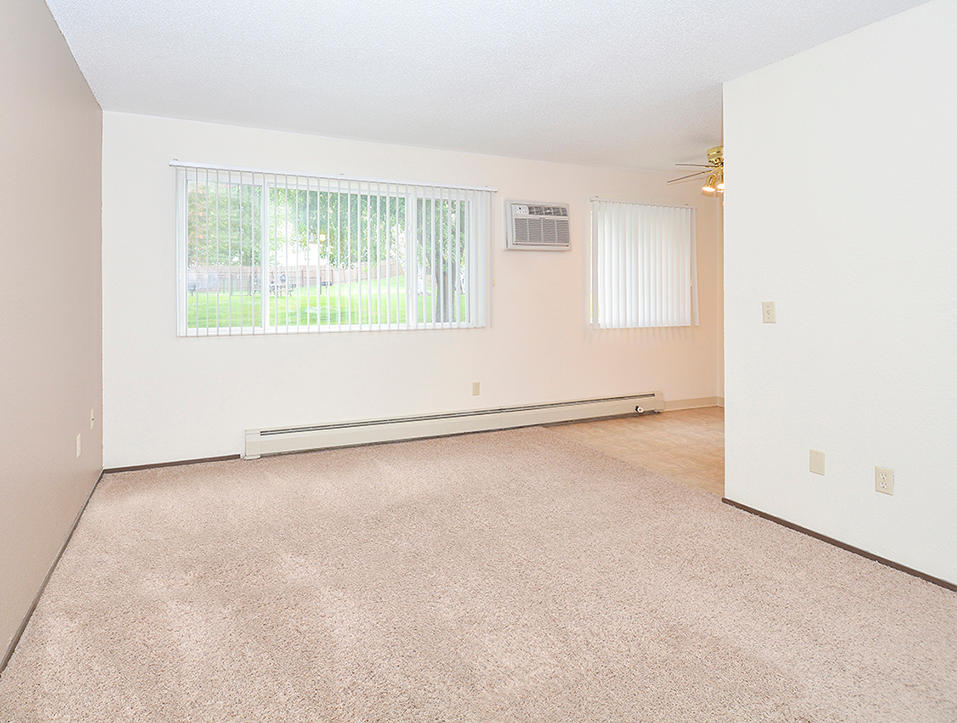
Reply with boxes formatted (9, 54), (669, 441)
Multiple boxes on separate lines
(46, 0), (925, 170)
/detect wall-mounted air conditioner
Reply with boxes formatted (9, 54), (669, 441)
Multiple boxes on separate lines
(505, 201), (571, 251)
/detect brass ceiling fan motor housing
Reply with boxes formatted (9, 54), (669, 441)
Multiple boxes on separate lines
(703, 146), (724, 194)
(706, 145), (724, 167)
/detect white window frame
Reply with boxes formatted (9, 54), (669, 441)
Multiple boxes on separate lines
(174, 163), (493, 336)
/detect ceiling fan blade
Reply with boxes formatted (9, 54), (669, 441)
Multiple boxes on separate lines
(667, 170), (709, 184)
(674, 163), (712, 168)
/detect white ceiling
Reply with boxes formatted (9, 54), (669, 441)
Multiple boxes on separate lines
(47, 0), (924, 170)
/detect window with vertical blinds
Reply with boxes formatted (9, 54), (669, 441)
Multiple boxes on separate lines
(174, 163), (492, 336)
(590, 200), (697, 328)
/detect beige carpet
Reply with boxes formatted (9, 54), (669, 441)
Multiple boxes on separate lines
(1, 428), (954, 720)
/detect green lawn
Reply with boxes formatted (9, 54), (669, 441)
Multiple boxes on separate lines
(187, 277), (468, 329)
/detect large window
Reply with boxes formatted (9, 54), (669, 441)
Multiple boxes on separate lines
(175, 164), (491, 335)
(590, 201), (697, 328)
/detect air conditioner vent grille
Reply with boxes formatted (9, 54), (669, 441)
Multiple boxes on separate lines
(527, 205), (568, 217)
(506, 200), (571, 251)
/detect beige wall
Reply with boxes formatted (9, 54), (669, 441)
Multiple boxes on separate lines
(102, 113), (724, 466)
(0, 0), (102, 659)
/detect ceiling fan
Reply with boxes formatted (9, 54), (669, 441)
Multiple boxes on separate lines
(668, 145), (724, 195)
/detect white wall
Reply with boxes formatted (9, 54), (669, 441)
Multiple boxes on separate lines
(724, 0), (956, 583)
(102, 113), (723, 467)
(1, 0), (102, 658)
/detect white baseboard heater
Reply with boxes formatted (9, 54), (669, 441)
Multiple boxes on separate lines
(243, 392), (663, 459)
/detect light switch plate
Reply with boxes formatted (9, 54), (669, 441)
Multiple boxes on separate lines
(875, 467), (894, 495)
(809, 449), (826, 475)
(762, 301), (776, 323)
(472, 381), (480, 396)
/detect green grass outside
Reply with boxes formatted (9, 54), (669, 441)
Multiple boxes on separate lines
(187, 277), (468, 328)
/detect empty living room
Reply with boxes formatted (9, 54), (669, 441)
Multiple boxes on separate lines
(2, 0), (955, 718)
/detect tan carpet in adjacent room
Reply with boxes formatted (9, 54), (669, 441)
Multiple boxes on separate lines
(1, 427), (954, 720)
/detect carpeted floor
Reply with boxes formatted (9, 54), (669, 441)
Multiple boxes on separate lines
(1, 427), (955, 720)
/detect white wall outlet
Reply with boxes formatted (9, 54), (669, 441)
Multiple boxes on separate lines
(472, 381), (481, 396)
(75, 433), (82, 458)
(90, 408), (96, 430)
(809, 449), (826, 475)
(761, 301), (776, 324)
(875, 467), (894, 495)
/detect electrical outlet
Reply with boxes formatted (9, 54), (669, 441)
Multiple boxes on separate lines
(809, 449), (826, 475)
(472, 381), (481, 396)
(90, 408), (95, 430)
(75, 433), (82, 458)
(875, 467), (894, 495)
(762, 301), (776, 324)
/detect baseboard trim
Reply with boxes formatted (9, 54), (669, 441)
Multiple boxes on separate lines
(664, 397), (722, 411)
(106, 400), (725, 472)
(1, 469), (106, 676)
(104, 454), (240, 474)
(722, 498), (956, 592)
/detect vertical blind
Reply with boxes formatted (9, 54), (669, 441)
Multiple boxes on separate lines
(174, 163), (492, 336)
(590, 200), (697, 328)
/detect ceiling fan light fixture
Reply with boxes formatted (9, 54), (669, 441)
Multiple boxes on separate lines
(669, 145), (724, 195)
